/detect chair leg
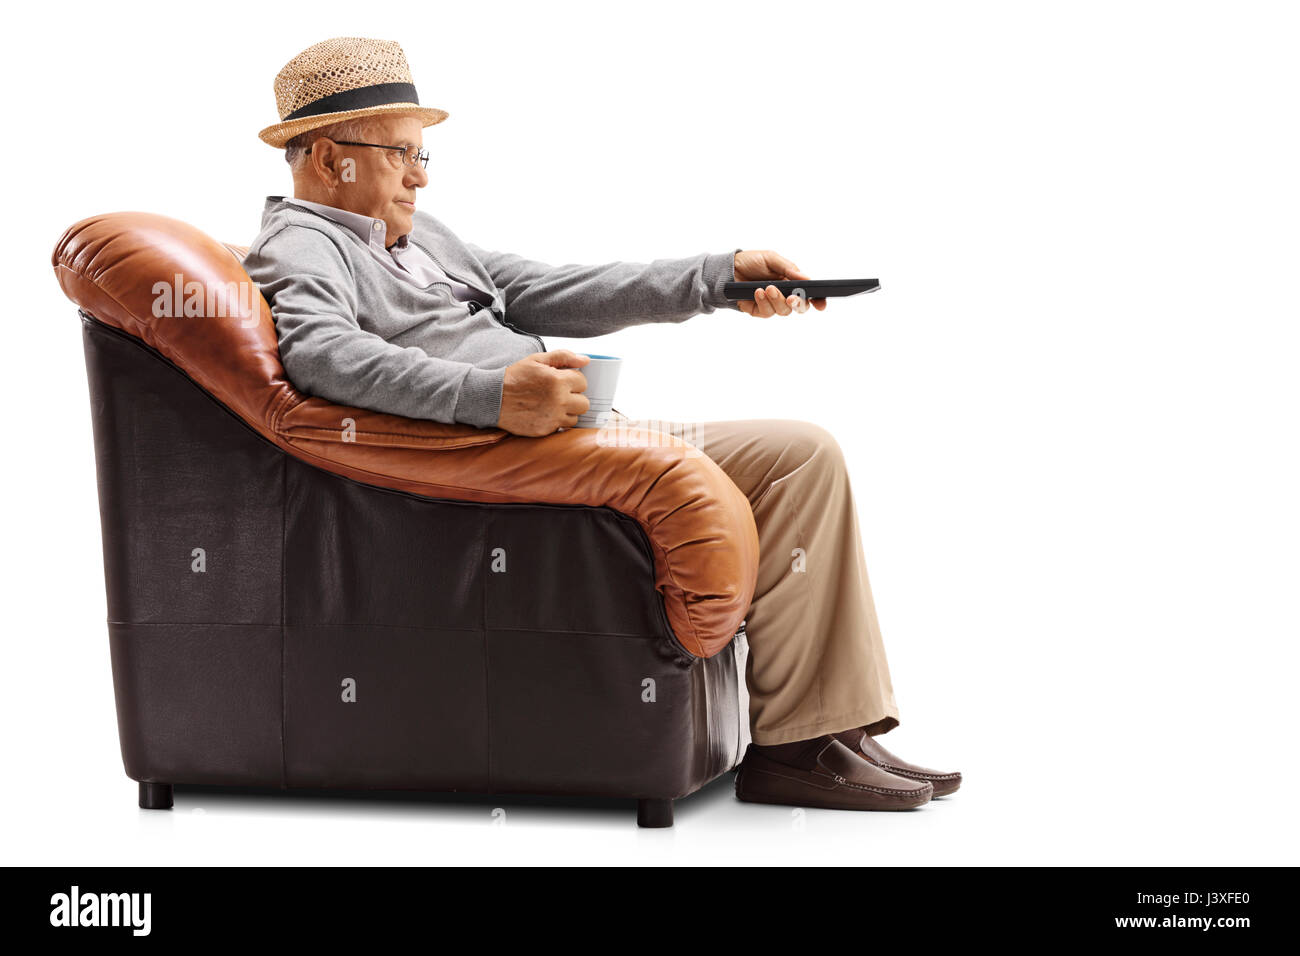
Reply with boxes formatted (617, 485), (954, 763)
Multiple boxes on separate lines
(139, 782), (173, 810)
(637, 798), (673, 828)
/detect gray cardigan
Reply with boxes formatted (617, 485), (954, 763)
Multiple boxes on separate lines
(243, 197), (739, 427)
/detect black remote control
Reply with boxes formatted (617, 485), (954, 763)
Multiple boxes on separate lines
(723, 278), (879, 300)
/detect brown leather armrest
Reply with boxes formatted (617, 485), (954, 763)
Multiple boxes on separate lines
(275, 398), (505, 450)
(54, 212), (758, 656)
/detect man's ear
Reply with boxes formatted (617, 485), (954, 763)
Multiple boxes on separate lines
(308, 137), (343, 188)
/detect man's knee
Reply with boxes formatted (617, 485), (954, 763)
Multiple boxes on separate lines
(773, 420), (845, 469)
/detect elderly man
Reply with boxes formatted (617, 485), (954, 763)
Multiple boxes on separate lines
(245, 37), (960, 812)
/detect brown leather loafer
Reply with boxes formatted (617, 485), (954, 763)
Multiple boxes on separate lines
(835, 729), (963, 796)
(735, 739), (933, 811)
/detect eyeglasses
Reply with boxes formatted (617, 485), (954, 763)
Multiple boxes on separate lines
(306, 140), (430, 169)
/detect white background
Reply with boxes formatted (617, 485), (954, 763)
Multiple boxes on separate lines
(2, 0), (1297, 865)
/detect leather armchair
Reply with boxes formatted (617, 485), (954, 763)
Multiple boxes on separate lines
(54, 212), (759, 827)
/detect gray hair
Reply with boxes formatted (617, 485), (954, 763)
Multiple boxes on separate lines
(283, 118), (379, 171)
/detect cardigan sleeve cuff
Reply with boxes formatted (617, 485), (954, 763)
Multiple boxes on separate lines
(702, 248), (741, 312)
(453, 365), (507, 428)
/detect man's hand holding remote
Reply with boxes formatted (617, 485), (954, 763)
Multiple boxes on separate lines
(733, 249), (830, 315)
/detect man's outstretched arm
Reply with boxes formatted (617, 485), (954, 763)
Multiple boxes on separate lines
(466, 243), (828, 334)
(465, 242), (742, 336)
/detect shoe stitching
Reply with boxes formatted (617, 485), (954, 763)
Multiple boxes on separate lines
(869, 761), (960, 782)
(859, 749), (960, 781)
(745, 764), (931, 798)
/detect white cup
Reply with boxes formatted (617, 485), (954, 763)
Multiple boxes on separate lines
(574, 353), (622, 428)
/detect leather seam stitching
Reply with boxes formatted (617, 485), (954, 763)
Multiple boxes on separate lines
(278, 451), (288, 789)
(108, 621), (668, 639)
(278, 424), (500, 447)
(269, 389), (296, 431)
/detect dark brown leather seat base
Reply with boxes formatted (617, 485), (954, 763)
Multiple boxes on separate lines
(83, 314), (748, 822)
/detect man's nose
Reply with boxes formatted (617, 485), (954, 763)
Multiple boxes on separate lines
(406, 164), (428, 188)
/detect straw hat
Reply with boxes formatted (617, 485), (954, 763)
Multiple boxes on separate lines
(258, 37), (448, 147)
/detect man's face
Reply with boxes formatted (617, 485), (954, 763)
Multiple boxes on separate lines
(316, 115), (428, 241)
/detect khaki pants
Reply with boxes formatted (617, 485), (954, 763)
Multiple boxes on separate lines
(608, 413), (900, 746)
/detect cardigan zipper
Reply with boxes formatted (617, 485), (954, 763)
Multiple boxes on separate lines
(410, 238), (544, 351)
